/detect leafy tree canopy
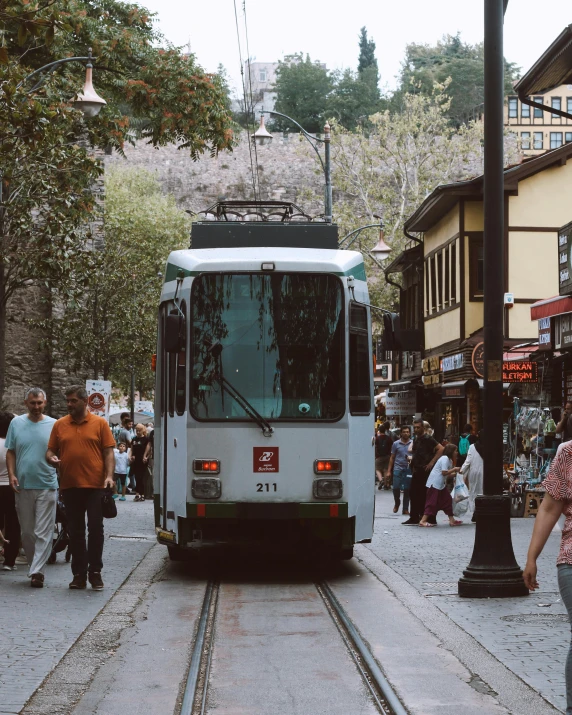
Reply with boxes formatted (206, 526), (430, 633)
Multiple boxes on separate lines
(393, 33), (520, 126)
(272, 54), (333, 133)
(358, 26), (378, 75)
(327, 67), (384, 131)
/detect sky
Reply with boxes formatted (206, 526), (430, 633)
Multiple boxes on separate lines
(137, 0), (571, 95)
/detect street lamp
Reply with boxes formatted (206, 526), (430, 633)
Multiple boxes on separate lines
(339, 217), (391, 267)
(252, 111), (332, 223)
(458, 0), (528, 598)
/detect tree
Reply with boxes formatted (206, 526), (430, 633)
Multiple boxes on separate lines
(358, 27), (378, 75)
(272, 54), (333, 133)
(0, 0), (234, 403)
(46, 167), (191, 395)
(393, 34), (520, 126)
(327, 68), (383, 130)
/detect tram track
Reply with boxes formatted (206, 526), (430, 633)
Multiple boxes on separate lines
(180, 578), (407, 715)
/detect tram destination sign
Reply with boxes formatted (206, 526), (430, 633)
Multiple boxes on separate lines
(502, 361), (538, 383)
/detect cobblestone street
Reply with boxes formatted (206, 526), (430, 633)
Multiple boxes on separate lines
(367, 489), (568, 713)
(0, 499), (156, 715)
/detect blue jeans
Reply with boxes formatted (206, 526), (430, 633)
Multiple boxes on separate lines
(392, 469), (412, 512)
(558, 564), (572, 714)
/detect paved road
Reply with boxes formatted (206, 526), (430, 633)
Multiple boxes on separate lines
(368, 488), (568, 713)
(0, 497), (156, 715)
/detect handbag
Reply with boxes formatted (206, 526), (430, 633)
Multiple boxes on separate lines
(101, 488), (118, 519)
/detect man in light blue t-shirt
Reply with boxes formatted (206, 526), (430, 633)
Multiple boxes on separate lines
(5, 387), (57, 588)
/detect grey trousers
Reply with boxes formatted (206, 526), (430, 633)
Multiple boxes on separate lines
(15, 489), (57, 577)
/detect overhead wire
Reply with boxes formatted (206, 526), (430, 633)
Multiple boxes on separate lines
(242, 0), (262, 203)
(232, 0), (258, 203)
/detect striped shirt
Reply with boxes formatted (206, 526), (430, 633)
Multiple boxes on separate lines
(543, 442), (572, 565)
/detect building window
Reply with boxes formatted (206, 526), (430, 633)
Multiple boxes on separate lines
(424, 240), (459, 316)
(533, 132), (544, 150)
(469, 236), (484, 300)
(430, 255), (437, 314)
(450, 241), (457, 303)
(566, 132), (572, 144)
(550, 132), (563, 149)
(521, 99), (530, 118)
(552, 97), (562, 119)
(508, 97), (518, 118)
(349, 303), (372, 415)
(521, 131), (531, 150)
(259, 69), (267, 82)
(534, 97), (544, 118)
(568, 98), (572, 116)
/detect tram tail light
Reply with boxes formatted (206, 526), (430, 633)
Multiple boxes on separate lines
(314, 459), (342, 475)
(313, 478), (343, 499)
(193, 459), (220, 474)
(191, 478), (221, 500)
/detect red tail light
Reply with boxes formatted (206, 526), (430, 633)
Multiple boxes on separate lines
(314, 459), (342, 475)
(193, 459), (220, 474)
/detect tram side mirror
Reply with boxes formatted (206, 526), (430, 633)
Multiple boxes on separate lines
(165, 311), (184, 353)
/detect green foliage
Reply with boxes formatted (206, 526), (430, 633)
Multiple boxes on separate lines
(327, 67), (383, 130)
(393, 33), (520, 126)
(272, 54), (333, 133)
(50, 167), (191, 394)
(358, 27), (378, 75)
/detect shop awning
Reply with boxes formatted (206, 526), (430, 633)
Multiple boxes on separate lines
(388, 380), (412, 394)
(442, 379), (509, 399)
(530, 295), (572, 320)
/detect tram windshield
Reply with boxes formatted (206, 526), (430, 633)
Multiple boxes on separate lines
(190, 273), (344, 421)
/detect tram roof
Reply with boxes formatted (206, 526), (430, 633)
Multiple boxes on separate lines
(164, 247), (367, 283)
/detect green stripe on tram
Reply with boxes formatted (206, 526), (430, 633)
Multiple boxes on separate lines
(164, 262), (367, 283)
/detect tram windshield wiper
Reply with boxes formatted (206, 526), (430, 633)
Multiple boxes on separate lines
(208, 341), (274, 437)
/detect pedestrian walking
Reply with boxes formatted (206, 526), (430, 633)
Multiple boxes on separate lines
(5, 388), (58, 587)
(46, 386), (115, 590)
(145, 426), (154, 501)
(460, 430), (484, 522)
(113, 443), (130, 501)
(375, 422), (394, 490)
(129, 424), (151, 502)
(403, 418), (444, 526)
(387, 425), (413, 515)
(0, 411), (20, 572)
(557, 402), (572, 444)
(523, 441), (572, 714)
(419, 444), (463, 527)
(457, 423), (477, 468)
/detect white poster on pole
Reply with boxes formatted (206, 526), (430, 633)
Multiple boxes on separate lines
(85, 380), (112, 419)
(385, 391), (417, 417)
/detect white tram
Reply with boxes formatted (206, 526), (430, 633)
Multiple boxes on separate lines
(154, 205), (375, 560)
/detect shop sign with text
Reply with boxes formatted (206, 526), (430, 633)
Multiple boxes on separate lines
(385, 391), (416, 416)
(559, 222), (572, 295)
(502, 361), (538, 383)
(538, 317), (551, 350)
(441, 353), (464, 372)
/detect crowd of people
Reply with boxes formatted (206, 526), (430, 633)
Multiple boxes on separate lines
(375, 418), (484, 526)
(0, 387), (153, 590)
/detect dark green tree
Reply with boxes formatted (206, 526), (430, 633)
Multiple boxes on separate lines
(272, 54), (333, 133)
(327, 68), (383, 130)
(393, 33), (520, 126)
(358, 27), (378, 75)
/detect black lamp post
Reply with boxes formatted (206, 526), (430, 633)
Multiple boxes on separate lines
(458, 0), (528, 598)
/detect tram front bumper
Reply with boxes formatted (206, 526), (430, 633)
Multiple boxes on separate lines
(185, 502), (348, 519)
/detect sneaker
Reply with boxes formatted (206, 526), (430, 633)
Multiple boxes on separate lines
(31, 573), (44, 588)
(2, 565), (16, 571)
(393, 501), (401, 513)
(112, 494), (119, 500)
(69, 574), (87, 589)
(15, 555), (28, 564)
(88, 572), (104, 590)
(402, 510), (410, 515)
(402, 518), (420, 526)
(119, 496), (126, 501)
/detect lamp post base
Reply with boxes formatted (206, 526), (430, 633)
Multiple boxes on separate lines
(458, 494), (529, 598)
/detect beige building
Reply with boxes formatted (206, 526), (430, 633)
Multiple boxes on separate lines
(386, 142), (572, 439)
(505, 84), (572, 155)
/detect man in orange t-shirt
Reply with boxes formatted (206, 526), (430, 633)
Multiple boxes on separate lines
(47, 385), (115, 590)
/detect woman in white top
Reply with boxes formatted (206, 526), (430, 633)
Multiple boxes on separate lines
(0, 411), (18, 567)
(419, 443), (463, 527)
(460, 430), (484, 522)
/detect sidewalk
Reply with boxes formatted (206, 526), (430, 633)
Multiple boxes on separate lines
(0, 498), (156, 715)
(367, 489), (568, 713)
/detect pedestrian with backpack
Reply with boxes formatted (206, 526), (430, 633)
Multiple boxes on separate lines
(457, 424), (476, 468)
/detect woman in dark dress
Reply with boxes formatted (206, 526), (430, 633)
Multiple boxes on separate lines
(129, 424), (151, 502)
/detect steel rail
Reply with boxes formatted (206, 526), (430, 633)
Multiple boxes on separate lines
(180, 580), (218, 715)
(317, 581), (409, 715)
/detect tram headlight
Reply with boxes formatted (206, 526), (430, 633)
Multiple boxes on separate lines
(314, 459), (342, 475)
(191, 478), (222, 500)
(313, 478), (343, 499)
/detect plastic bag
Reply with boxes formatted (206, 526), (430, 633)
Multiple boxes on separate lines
(452, 473), (469, 503)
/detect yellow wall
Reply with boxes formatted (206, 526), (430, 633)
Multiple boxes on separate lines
(464, 201), (483, 231)
(509, 159), (572, 227)
(423, 205), (459, 255)
(508, 231), (558, 300)
(508, 304), (538, 340)
(425, 308), (460, 350)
